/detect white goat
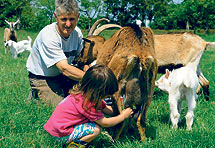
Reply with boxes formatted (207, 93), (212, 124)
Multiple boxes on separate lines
(155, 62), (199, 130)
(5, 36), (32, 59)
(4, 19), (20, 54)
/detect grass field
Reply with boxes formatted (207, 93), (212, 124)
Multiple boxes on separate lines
(0, 27), (215, 148)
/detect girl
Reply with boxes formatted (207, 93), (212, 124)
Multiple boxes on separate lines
(44, 65), (133, 147)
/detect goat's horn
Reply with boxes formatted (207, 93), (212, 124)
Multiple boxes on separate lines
(14, 19), (20, 25)
(88, 18), (110, 36)
(92, 24), (122, 36)
(5, 20), (10, 25)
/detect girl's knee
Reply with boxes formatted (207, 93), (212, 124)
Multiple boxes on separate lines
(93, 124), (101, 137)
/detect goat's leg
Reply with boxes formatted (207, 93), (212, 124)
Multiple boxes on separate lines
(137, 90), (153, 142)
(14, 51), (18, 59)
(137, 97), (152, 142)
(196, 66), (209, 100)
(4, 41), (7, 54)
(196, 84), (201, 94)
(137, 113), (145, 141)
(185, 90), (196, 131)
(198, 72), (210, 101)
(168, 94), (180, 129)
(177, 100), (183, 123)
(136, 56), (157, 142)
(112, 90), (124, 140)
(4, 47), (7, 55)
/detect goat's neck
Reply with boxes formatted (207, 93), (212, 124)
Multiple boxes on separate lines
(10, 30), (15, 34)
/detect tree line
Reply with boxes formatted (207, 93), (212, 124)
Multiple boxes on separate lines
(0, 0), (214, 33)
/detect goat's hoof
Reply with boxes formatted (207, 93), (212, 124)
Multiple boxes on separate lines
(172, 125), (178, 130)
(186, 127), (192, 131)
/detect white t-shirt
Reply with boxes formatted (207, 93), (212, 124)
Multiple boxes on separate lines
(26, 22), (83, 77)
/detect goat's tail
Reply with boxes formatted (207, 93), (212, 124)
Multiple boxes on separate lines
(27, 36), (32, 43)
(206, 42), (215, 50)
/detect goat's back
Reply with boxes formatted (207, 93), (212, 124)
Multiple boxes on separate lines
(170, 66), (199, 89)
(97, 26), (156, 78)
(155, 32), (207, 67)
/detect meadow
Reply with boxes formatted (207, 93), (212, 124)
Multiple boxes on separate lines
(0, 27), (215, 148)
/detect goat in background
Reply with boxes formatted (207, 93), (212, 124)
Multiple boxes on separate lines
(4, 19), (20, 54)
(5, 36), (32, 59)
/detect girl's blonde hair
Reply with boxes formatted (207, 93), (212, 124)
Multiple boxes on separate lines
(70, 65), (118, 110)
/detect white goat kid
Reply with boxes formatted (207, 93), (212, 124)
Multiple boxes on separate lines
(6, 36), (32, 59)
(155, 64), (199, 130)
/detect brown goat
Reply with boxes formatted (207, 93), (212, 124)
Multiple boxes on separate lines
(76, 25), (158, 142)
(4, 19), (19, 54)
(154, 32), (215, 100)
(91, 22), (215, 100)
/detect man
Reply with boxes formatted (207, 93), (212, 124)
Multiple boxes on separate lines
(26, 0), (87, 106)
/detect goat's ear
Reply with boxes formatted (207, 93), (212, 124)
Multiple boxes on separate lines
(165, 69), (170, 79)
(82, 38), (92, 43)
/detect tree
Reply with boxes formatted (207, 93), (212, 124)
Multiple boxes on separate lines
(0, 0), (31, 27)
(104, 0), (174, 27)
(181, 0), (215, 33)
(149, 0), (173, 29)
(31, 0), (55, 24)
(77, 0), (106, 31)
(103, 0), (134, 25)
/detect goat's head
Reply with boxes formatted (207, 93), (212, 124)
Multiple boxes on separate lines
(5, 19), (20, 32)
(5, 40), (14, 47)
(73, 38), (96, 67)
(73, 36), (106, 68)
(73, 18), (121, 68)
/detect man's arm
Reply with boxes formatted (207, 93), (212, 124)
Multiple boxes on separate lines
(56, 59), (85, 81)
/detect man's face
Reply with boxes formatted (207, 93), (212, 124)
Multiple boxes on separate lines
(54, 11), (80, 38)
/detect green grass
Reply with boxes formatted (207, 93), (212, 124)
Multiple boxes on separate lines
(0, 27), (215, 148)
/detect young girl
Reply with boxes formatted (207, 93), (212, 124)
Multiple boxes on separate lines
(44, 65), (133, 147)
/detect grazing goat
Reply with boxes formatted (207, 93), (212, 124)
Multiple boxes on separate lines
(4, 19), (20, 54)
(5, 36), (32, 59)
(155, 62), (199, 130)
(76, 24), (158, 142)
(154, 32), (215, 100)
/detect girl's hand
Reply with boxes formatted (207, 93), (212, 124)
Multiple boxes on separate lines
(121, 108), (133, 119)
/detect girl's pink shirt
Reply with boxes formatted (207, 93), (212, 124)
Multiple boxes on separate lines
(44, 93), (106, 137)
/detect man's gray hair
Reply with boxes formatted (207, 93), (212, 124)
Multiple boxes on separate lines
(55, 0), (79, 16)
